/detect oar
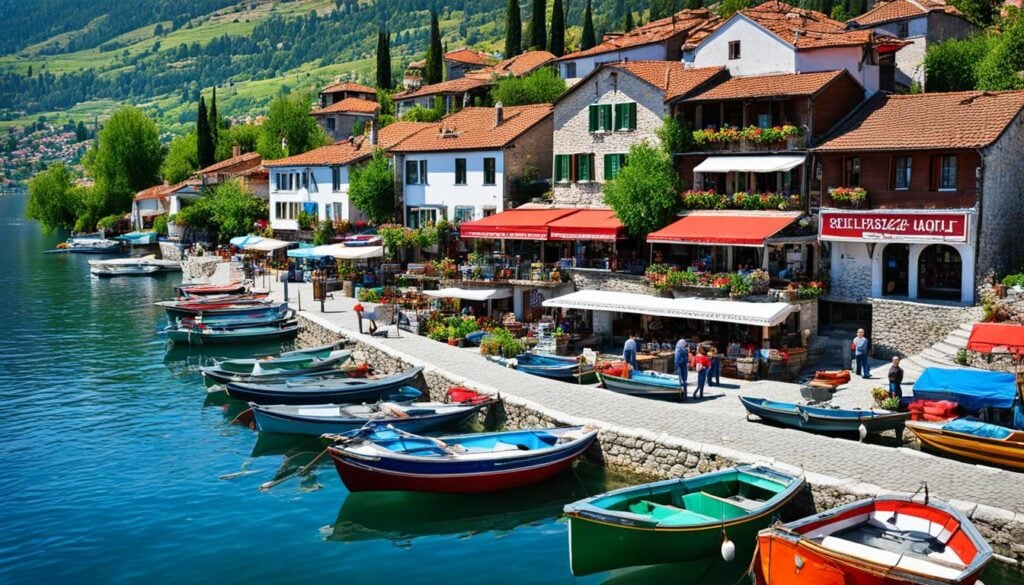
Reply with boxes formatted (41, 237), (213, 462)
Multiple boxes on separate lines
(259, 447), (331, 492)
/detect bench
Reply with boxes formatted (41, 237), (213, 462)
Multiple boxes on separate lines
(820, 536), (965, 581)
(629, 500), (716, 527)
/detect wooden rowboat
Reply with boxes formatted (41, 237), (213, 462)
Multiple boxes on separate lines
(563, 465), (805, 576)
(905, 418), (1024, 472)
(740, 396), (910, 436)
(224, 366), (424, 405)
(754, 494), (992, 585)
(165, 320), (299, 345)
(597, 369), (685, 401)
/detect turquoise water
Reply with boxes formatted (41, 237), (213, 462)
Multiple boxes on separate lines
(1, 191), (1020, 585)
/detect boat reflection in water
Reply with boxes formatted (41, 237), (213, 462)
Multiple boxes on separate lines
(163, 340), (299, 376)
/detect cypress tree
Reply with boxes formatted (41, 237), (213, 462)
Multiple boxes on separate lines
(549, 0), (565, 56)
(530, 0), (546, 50)
(425, 11), (443, 85)
(376, 29), (393, 89)
(581, 0), (596, 50)
(208, 86), (220, 153)
(505, 0), (522, 58)
(685, 0), (703, 9)
(197, 96), (214, 169)
(624, 9), (635, 31)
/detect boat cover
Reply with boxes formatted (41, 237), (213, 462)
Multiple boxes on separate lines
(967, 323), (1024, 356)
(942, 418), (1012, 439)
(912, 368), (1017, 412)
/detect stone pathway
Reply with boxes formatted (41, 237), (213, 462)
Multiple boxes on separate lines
(272, 280), (1024, 517)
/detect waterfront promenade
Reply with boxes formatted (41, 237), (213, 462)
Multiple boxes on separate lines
(269, 279), (1024, 527)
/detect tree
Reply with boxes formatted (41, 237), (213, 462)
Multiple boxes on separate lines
(26, 163), (81, 231)
(162, 131), (200, 184)
(174, 179), (267, 243)
(948, 0), (999, 27)
(550, 0), (566, 56)
(719, 0), (751, 18)
(209, 86), (220, 155)
(685, 0), (704, 9)
(491, 67), (567, 105)
(197, 96), (214, 168)
(83, 106), (163, 219)
(349, 149), (396, 224)
(376, 29), (393, 90)
(581, 0), (597, 50)
(257, 92), (329, 159)
(75, 120), (89, 142)
(27, 65), (32, 78)
(530, 0), (547, 50)
(830, 4), (848, 21)
(216, 123), (261, 161)
(425, 11), (443, 85)
(603, 141), (680, 238)
(624, 9), (635, 32)
(977, 12), (1024, 90)
(505, 0), (523, 58)
(923, 35), (991, 92)
(655, 115), (695, 154)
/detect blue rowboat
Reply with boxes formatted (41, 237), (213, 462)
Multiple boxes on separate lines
(327, 424), (598, 493)
(201, 349), (352, 387)
(224, 366), (425, 405)
(512, 353), (593, 380)
(739, 396), (910, 435)
(251, 394), (496, 436)
(597, 369), (685, 400)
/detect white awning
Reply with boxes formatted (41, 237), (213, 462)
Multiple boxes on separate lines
(229, 235), (293, 251)
(315, 245), (384, 260)
(423, 287), (513, 302)
(694, 155), (806, 174)
(542, 290), (798, 327)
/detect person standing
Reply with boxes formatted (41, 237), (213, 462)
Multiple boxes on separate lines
(708, 346), (721, 387)
(674, 337), (689, 398)
(623, 333), (638, 371)
(852, 328), (871, 378)
(888, 356), (904, 400)
(693, 348), (711, 399)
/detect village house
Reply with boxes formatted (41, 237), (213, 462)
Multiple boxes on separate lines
(130, 184), (172, 231)
(196, 147), (268, 199)
(847, 0), (975, 90)
(389, 103), (553, 227)
(551, 61), (727, 208)
(264, 121), (430, 234)
(812, 90), (1024, 310)
(444, 48), (493, 80)
(309, 81), (379, 142)
(403, 59), (426, 90)
(684, 0), (906, 97)
(555, 9), (718, 84)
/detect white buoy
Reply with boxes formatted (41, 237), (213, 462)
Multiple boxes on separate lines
(858, 423), (868, 442)
(721, 537), (735, 562)
(794, 554), (804, 570)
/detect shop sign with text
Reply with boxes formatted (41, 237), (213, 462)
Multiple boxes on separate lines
(819, 211), (969, 242)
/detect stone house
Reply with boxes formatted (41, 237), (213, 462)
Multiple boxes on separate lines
(310, 82), (380, 142)
(812, 90), (1024, 309)
(555, 9), (718, 84)
(551, 61), (727, 207)
(197, 148), (268, 199)
(444, 48), (493, 80)
(389, 104), (553, 227)
(847, 0), (975, 90)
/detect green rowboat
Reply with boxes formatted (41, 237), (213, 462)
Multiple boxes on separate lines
(562, 465), (805, 576)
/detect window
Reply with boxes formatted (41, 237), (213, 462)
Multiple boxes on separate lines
(274, 202), (301, 220)
(307, 171), (317, 193)
(937, 155), (954, 189)
(613, 102), (637, 131)
(455, 158), (467, 185)
(563, 62), (577, 78)
(575, 153), (595, 182)
(332, 166), (342, 192)
(603, 153), (627, 180)
(483, 157), (496, 185)
(419, 160), (428, 184)
(326, 118), (336, 131)
(482, 207), (496, 217)
(405, 160), (427, 185)
(454, 206), (474, 224)
(554, 154), (571, 182)
(588, 104), (613, 132)
(845, 157), (861, 187)
(407, 207), (439, 228)
(894, 157), (911, 190)
(729, 41), (741, 60)
(274, 171), (305, 192)
(897, 22), (909, 38)
(758, 114), (771, 129)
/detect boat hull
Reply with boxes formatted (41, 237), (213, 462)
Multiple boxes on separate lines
(252, 401), (488, 436)
(167, 322), (298, 345)
(740, 397), (910, 434)
(598, 371), (684, 400)
(224, 367), (424, 405)
(906, 420), (1024, 471)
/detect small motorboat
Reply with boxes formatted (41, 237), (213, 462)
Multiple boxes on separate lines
(46, 236), (123, 254)
(740, 396), (910, 436)
(327, 424), (598, 493)
(251, 389), (496, 436)
(89, 255), (180, 277)
(905, 418), (1024, 472)
(464, 331), (489, 346)
(224, 366), (425, 405)
(114, 231), (159, 245)
(563, 465), (805, 576)
(754, 494), (992, 585)
(598, 369), (686, 401)
(164, 320), (299, 346)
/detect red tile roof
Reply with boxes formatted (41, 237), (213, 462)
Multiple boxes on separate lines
(741, 1), (874, 49)
(618, 61), (726, 102)
(559, 9), (717, 61)
(389, 104), (552, 153)
(486, 50), (557, 77)
(134, 184), (171, 201)
(393, 76), (493, 101)
(198, 151), (262, 175)
(814, 90), (1024, 151)
(852, 0), (962, 26)
(321, 81), (377, 95)
(311, 97), (380, 115)
(444, 48), (493, 66)
(263, 122), (432, 167)
(685, 70), (850, 101)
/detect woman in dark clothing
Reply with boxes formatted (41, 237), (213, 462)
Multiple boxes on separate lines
(888, 356), (904, 400)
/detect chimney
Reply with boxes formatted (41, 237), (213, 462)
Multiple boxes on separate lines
(232, 144), (241, 158)
(495, 102), (504, 126)
(369, 119), (378, 146)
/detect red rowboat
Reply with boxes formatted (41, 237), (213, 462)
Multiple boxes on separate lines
(754, 494), (991, 585)
(176, 282), (247, 297)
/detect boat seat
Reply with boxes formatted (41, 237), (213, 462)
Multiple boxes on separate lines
(633, 500), (715, 526)
(820, 536), (965, 580)
(678, 492), (749, 520)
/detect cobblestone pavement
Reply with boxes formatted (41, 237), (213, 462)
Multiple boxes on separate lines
(273, 280), (1024, 514)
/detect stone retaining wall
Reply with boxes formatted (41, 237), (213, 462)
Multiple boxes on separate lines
(295, 312), (1023, 566)
(568, 269), (653, 295)
(870, 297), (982, 358)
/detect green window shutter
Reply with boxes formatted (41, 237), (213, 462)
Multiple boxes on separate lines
(604, 153), (623, 180)
(554, 156), (562, 182)
(602, 105), (613, 131)
(628, 103), (637, 130)
(588, 106), (597, 132)
(579, 154), (590, 181)
(556, 155), (569, 181)
(613, 104), (623, 131)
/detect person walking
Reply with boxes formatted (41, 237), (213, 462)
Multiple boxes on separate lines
(852, 328), (871, 378)
(693, 347), (711, 399)
(623, 333), (638, 371)
(674, 337), (689, 399)
(708, 346), (721, 386)
(888, 356), (904, 400)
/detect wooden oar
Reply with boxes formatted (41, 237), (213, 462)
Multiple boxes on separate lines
(258, 447), (331, 492)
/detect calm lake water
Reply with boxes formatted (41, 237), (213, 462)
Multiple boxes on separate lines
(1, 190), (1020, 585)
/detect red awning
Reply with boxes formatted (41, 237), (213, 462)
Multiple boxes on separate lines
(459, 209), (578, 240)
(647, 212), (801, 247)
(547, 210), (627, 241)
(966, 323), (1024, 356)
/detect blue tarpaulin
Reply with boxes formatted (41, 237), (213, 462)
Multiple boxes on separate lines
(912, 368), (1018, 413)
(943, 418), (1012, 439)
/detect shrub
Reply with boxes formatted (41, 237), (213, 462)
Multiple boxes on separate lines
(296, 210), (315, 231)
(1001, 273), (1024, 287)
(97, 214), (123, 231)
(870, 386), (889, 407)
(955, 348), (968, 365)
(313, 219), (335, 245)
(153, 214), (169, 236)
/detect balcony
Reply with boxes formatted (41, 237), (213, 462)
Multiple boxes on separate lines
(691, 125), (807, 153)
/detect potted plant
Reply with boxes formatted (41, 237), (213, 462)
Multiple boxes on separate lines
(881, 396), (901, 412)
(749, 269), (770, 295)
(553, 326), (569, 355)
(446, 325), (459, 346)
(828, 187), (868, 208)
(870, 386), (889, 408)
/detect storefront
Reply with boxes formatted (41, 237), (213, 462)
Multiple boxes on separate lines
(819, 209), (976, 304)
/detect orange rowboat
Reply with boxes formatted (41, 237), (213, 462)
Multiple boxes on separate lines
(754, 495), (991, 585)
(905, 419), (1024, 472)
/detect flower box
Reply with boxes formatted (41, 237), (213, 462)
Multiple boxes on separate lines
(828, 187), (868, 208)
